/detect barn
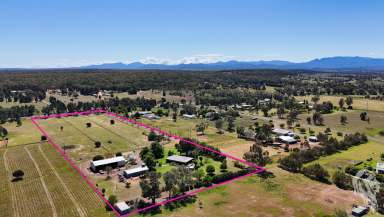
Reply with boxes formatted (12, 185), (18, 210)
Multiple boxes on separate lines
(90, 156), (126, 172)
(123, 166), (149, 178)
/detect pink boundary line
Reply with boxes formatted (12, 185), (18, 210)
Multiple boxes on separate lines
(31, 109), (266, 217)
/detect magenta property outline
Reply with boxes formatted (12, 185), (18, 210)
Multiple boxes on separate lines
(31, 109), (266, 217)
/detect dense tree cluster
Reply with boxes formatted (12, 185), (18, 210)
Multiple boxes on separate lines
(279, 132), (367, 172)
(0, 105), (35, 123)
(176, 138), (226, 162)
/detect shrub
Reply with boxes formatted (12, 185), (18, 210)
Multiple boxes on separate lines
(148, 131), (158, 141)
(94, 141), (102, 148)
(345, 165), (359, 176)
(86, 122), (92, 128)
(332, 170), (352, 190)
(300, 128), (306, 133)
(12, 170), (25, 181)
(110, 120), (115, 125)
(41, 135), (47, 141)
(206, 165), (215, 176)
(302, 163), (329, 183)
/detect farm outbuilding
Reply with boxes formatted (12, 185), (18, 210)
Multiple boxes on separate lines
(115, 201), (131, 214)
(308, 136), (318, 142)
(351, 205), (369, 216)
(376, 162), (384, 174)
(123, 166), (149, 178)
(182, 114), (196, 119)
(90, 156), (126, 172)
(272, 128), (294, 137)
(278, 136), (297, 145)
(166, 155), (194, 164)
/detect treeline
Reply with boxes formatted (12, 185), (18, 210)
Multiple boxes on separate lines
(0, 89), (46, 104)
(195, 89), (273, 106)
(278, 74), (384, 96)
(0, 69), (291, 96)
(176, 138), (226, 162)
(41, 96), (157, 115)
(0, 105), (36, 123)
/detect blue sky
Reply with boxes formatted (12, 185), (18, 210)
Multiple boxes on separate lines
(1, 0), (383, 67)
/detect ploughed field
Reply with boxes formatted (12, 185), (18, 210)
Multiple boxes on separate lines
(0, 143), (111, 217)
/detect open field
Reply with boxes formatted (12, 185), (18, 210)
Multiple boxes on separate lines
(36, 114), (150, 163)
(0, 118), (42, 147)
(295, 95), (384, 112)
(0, 143), (111, 217)
(307, 141), (384, 174)
(296, 110), (384, 138)
(153, 167), (365, 217)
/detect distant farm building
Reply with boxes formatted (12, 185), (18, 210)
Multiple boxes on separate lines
(278, 136), (297, 145)
(90, 156), (126, 172)
(258, 98), (271, 105)
(182, 114), (196, 119)
(308, 136), (318, 142)
(123, 166), (149, 178)
(376, 162), (384, 174)
(167, 155), (194, 165)
(143, 113), (160, 120)
(138, 111), (152, 115)
(115, 201), (131, 214)
(272, 128), (295, 137)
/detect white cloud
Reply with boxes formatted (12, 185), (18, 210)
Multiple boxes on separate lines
(136, 54), (235, 65)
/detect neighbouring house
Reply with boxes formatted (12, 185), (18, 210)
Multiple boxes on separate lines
(278, 136), (297, 145)
(90, 156), (126, 172)
(376, 162), (384, 174)
(138, 111), (152, 115)
(308, 136), (318, 142)
(143, 113), (160, 120)
(272, 128), (295, 137)
(238, 130), (255, 140)
(166, 155), (194, 165)
(258, 98), (271, 105)
(351, 205), (369, 217)
(182, 114), (196, 119)
(123, 165), (149, 178)
(115, 201), (131, 214)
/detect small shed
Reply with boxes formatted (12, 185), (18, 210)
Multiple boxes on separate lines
(182, 114), (196, 119)
(166, 155), (194, 164)
(308, 136), (318, 142)
(376, 162), (384, 174)
(115, 201), (131, 214)
(351, 206), (369, 217)
(123, 166), (149, 178)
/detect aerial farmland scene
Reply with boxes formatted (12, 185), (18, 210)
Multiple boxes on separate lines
(1, 1), (384, 217)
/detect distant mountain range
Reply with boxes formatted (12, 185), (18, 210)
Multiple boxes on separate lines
(81, 56), (384, 71)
